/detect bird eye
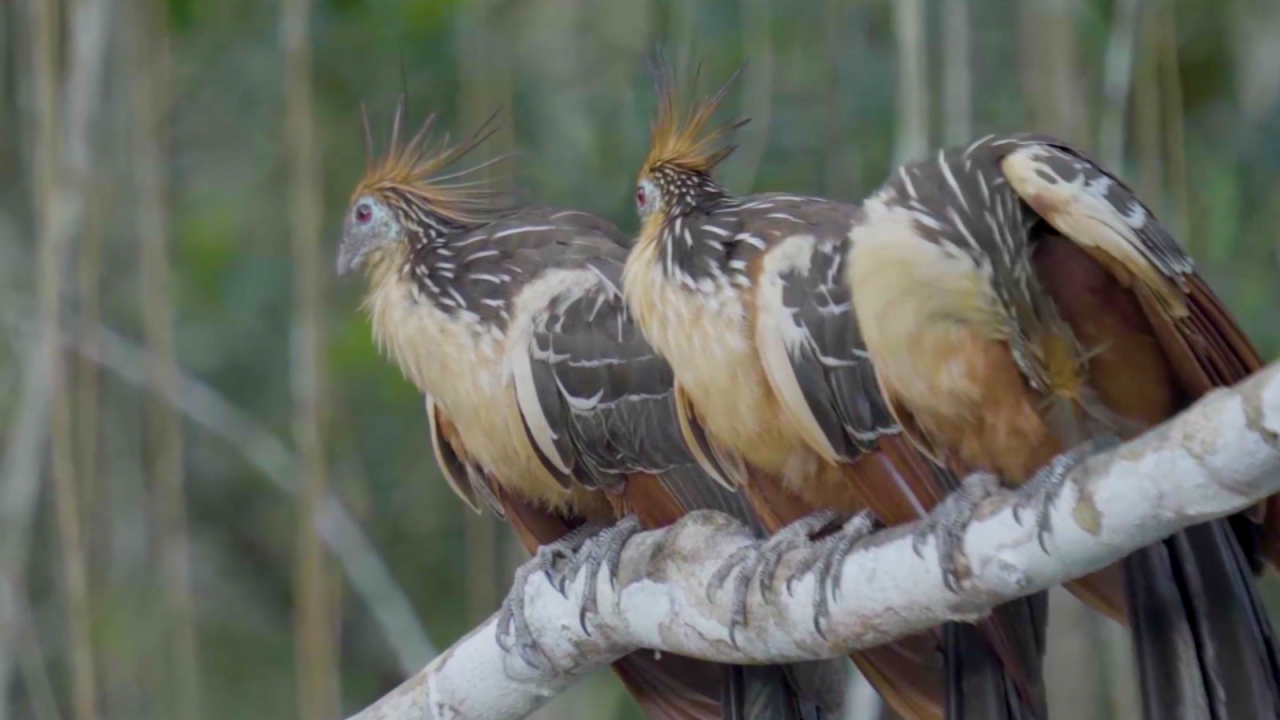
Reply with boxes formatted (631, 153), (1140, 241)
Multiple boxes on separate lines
(635, 186), (647, 211)
(355, 202), (373, 224)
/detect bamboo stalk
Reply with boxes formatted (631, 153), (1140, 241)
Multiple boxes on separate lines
(1097, 0), (1142, 170)
(75, 185), (101, 541)
(941, 0), (972, 146)
(1133, 0), (1164, 212)
(730, 0), (773, 191)
(26, 0), (112, 718)
(127, 1), (202, 718)
(893, 0), (929, 165)
(282, 0), (339, 716)
(9, 584), (63, 720)
(1158, 1), (1191, 249)
(1020, 0), (1087, 143)
(822, 0), (849, 199)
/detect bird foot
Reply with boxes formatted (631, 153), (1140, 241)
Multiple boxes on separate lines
(495, 519), (628, 669)
(1013, 434), (1122, 551)
(707, 509), (842, 646)
(561, 514), (645, 633)
(912, 471), (1004, 592)
(784, 511), (879, 638)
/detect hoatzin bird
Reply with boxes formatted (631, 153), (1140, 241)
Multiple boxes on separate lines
(623, 69), (1047, 720)
(335, 104), (847, 720)
(840, 133), (1280, 719)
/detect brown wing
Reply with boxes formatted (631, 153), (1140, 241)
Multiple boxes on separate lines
(1004, 141), (1280, 715)
(1002, 141), (1278, 558)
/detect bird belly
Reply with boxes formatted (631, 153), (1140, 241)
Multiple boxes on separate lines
(367, 278), (573, 510)
(625, 256), (813, 478)
(847, 207), (1057, 483)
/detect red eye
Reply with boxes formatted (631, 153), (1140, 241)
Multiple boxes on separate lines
(355, 203), (373, 223)
(635, 186), (647, 209)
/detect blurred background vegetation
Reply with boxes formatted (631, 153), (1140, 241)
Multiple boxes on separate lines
(1, 0), (1278, 719)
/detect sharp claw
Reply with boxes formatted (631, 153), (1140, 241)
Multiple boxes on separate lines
(910, 472), (1003, 593)
(705, 509), (844, 639)
(571, 514), (645, 637)
(708, 545), (753, 602)
(1015, 434), (1122, 552)
(496, 517), (646, 667)
(497, 554), (556, 671)
(778, 510), (878, 636)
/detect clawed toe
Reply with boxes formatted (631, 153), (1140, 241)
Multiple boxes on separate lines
(574, 515), (645, 633)
(496, 516), (644, 666)
(707, 509), (841, 645)
(1014, 434), (1121, 551)
(784, 511), (878, 638)
(497, 550), (560, 670)
(912, 471), (1003, 593)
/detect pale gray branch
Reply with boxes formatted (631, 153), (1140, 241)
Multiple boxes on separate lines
(350, 360), (1280, 720)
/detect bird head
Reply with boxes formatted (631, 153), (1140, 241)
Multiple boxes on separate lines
(337, 102), (507, 276)
(634, 64), (746, 240)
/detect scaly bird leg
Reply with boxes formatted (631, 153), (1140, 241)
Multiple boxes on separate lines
(708, 509), (841, 646)
(496, 521), (608, 670)
(561, 514), (645, 634)
(785, 511), (879, 638)
(1013, 434), (1122, 551)
(911, 471), (1004, 593)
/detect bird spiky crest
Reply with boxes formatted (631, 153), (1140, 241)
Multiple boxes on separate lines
(642, 58), (748, 177)
(352, 97), (511, 224)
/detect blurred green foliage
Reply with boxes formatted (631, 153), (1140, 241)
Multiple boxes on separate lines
(1, 0), (1279, 719)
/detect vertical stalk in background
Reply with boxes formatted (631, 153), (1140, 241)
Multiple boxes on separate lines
(28, 3), (80, 720)
(892, 0), (929, 165)
(127, 1), (202, 718)
(455, 0), (512, 627)
(0, 0), (59, 709)
(1133, 0), (1164, 212)
(1098, 0), (1143, 171)
(1158, 2), (1191, 248)
(728, 0), (773, 191)
(822, 0), (850, 199)
(76, 183), (103, 581)
(282, 0), (339, 716)
(1043, 588), (1102, 720)
(941, 0), (972, 147)
(23, 0), (112, 719)
(1098, 617), (1141, 720)
(1019, 0), (1087, 144)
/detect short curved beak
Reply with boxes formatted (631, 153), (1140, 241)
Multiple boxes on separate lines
(335, 239), (366, 276)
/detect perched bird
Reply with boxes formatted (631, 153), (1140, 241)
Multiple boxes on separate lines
(840, 133), (1280, 719)
(622, 67), (1047, 720)
(335, 103), (844, 720)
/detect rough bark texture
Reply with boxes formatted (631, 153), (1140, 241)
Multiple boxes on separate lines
(350, 361), (1280, 720)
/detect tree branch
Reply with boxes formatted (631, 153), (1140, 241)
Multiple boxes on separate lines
(349, 360), (1280, 720)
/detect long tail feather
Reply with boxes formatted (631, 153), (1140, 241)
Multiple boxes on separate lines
(944, 621), (1047, 720)
(1126, 520), (1280, 720)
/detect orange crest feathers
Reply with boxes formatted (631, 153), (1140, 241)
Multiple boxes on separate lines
(352, 98), (511, 224)
(643, 59), (748, 177)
